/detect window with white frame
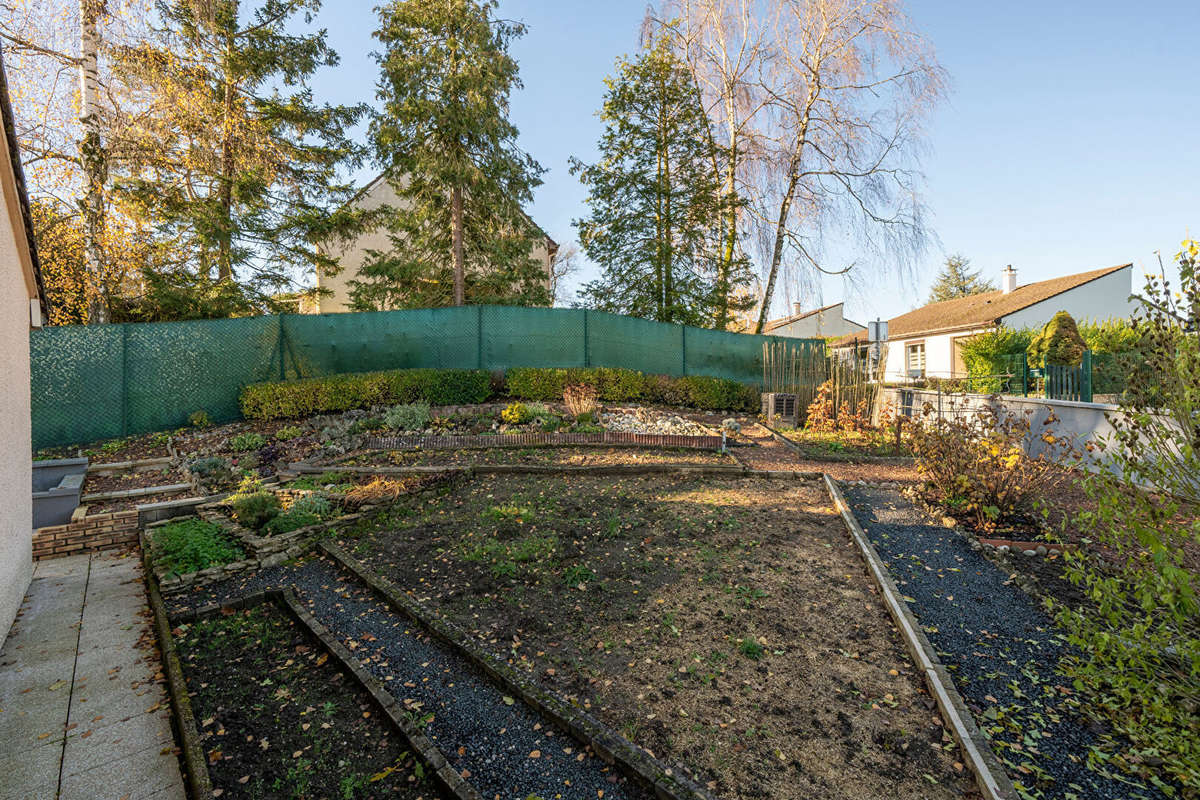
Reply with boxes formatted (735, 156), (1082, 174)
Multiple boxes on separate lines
(906, 342), (926, 377)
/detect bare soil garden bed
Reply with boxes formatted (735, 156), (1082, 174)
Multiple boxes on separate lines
(174, 600), (449, 799)
(334, 446), (737, 469)
(335, 472), (977, 800)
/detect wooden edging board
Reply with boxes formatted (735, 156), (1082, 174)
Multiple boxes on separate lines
(822, 474), (1018, 800)
(319, 540), (721, 800)
(164, 588), (483, 800)
(289, 460), (824, 480)
(140, 533), (214, 800)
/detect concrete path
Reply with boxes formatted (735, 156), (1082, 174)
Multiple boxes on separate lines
(0, 552), (184, 800)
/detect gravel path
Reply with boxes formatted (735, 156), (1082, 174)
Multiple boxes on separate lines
(166, 557), (650, 800)
(842, 485), (1165, 800)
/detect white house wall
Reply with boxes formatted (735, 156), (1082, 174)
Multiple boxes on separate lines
(768, 304), (865, 339)
(1000, 266), (1135, 329)
(880, 327), (992, 381)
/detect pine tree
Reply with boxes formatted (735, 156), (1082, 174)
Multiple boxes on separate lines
(112, 0), (370, 314)
(927, 254), (996, 303)
(351, 0), (548, 311)
(572, 36), (748, 327)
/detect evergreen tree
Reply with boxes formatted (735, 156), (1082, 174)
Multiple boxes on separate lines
(927, 254), (996, 303)
(352, 0), (548, 310)
(112, 0), (370, 313)
(571, 36), (748, 327)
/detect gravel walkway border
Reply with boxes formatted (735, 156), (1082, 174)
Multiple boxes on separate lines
(824, 475), (1018, 800)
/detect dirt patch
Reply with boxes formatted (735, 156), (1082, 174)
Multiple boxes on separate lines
(83, 466), (184, 496)
(779, 428), (913, 459)
(338, 473), (975, 800)
(175, 602), (448, 799)
(336, 446), (737, 468)
(734, 424), (920, 483)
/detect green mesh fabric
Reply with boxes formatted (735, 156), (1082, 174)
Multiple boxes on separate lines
(31, 307), (822, 449)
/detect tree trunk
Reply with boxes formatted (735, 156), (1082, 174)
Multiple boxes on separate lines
(754, 169), (799, 333)
(78, 0), (107, 323)
(451, 186), (465, 306)
(217, 30), (236, 282)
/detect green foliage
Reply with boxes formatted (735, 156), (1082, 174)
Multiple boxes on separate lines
(1027, 311), (1087, 368)
(572, 35), (751, 327)
(228, 432), (267, 452)
(352, 0), (549, 309)
(500, 402), (532, 425)
(188, 410), (211, 428)
(737, 637), (764, 660)
(957, 328), (1033, 394)
(231, 491), (281, 531)
(384, 401), (431, 432)
(240, 368), (492, 420)
(263, 509), (321, 536)
(274, 425), (304, 441)
(504, 367), (756, 411)
(1053, 241), (1200, 793)
(291, 494), (334, 519)
(151, 518), (244, 577)
(927, 254), (995, 304)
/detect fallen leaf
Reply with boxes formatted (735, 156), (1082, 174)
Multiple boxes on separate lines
(529, 750), (541, 759)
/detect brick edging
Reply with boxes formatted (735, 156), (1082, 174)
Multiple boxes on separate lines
(319, 540), (720, 800)
(174, 590), (482, 800)
(822, 475), (1017, 800)
(33, 510), (139, 560)
(140, 534), (214, 800)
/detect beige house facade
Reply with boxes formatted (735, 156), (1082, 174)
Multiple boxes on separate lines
(0, 49), (47, 642)
(315, 174), (556, 313)
(762, 301), (865, 340)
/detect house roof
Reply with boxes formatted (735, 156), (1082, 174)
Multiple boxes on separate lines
(0, 44), (47, 319)
(832, 263), (1132, 347)
(763, 302), (861, 333)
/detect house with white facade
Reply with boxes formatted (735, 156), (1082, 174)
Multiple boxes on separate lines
(762, 301), (866, 340)
(833, 263), (1135, 381)
(315, 173), (557, 313)
(0, 47), (47, 642)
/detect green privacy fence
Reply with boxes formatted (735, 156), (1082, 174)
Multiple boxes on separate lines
(31, 306), (823, 449)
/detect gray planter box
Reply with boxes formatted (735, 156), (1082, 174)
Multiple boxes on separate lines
(33, 457), (88, 528)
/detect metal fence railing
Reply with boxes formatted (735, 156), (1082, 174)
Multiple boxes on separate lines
(32, 307), (821, 449)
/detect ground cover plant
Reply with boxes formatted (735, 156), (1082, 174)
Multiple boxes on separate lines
(175, 603), (445, 799)
(150, 518), (244, 577)
(334, 472), (976, 800)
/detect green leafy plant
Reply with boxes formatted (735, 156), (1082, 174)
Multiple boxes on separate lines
(274, 425), (303, 441)
(1052, 241), (1200, 794)
(228, 431), (267, 451)
(231, 491), (281, 530)
(384, 401), (431, 432)
(563, 564), (595, 585)
(737, 637), (764, 660)
(263, 509), (321, 536)
(188, 409), (211, 427)
(291, 494), (333, 519)
(500, 401), (532, 425)
(1027, 310), (1087, 368)
(240, 368), (492, 420)
(151, 518), (243, 576)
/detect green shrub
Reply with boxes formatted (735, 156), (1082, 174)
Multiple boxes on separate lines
(274, 425), (303, 441)
(670, 375), (758, 411)
(505, 367), (754, 411)
(500, 401), (532, 425)
(240, 368), (492, 420)
(151, 518), (243, 577)
(228, 432), (267, 451)
(291, 494), (333, 519)
(230, 491), (280, 530)
(188, 410), (211, 428)
(384, 401), (431, 431)
(505, 367), (569, 401)
(1028, 311), (1087, 368)
(263, 509), (321, 536)
(346, 417), (384, 435)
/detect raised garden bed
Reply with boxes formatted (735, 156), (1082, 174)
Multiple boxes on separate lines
(172, 596), (453, 800)
(333, 471), (977, 800)
(774, 427), (913, 461)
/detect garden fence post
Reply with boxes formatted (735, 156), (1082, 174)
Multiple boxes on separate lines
(277, 315), (286, 380)
(1081, 350), (1093, 403)
(681, 325), (687, 376)
(120, 323), (129, 437)
(583, 309), (590, 367)
(477, 305), (484, 370)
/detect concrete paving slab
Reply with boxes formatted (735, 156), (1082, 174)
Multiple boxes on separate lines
(32, 554), (90, 580)
(61, 709), (176, 775)
(60, 739), (184, 800)
(0, 736), (65, 800)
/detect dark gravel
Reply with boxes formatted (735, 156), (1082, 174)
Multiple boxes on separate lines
(167, 557), (651, 800)
(843, 485), (1166, 800)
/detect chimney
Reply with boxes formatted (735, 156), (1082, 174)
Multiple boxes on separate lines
(1001, 265), (1017, 294)
(793, 302), (803, 316)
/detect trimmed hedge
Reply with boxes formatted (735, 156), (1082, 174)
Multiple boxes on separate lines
(240, 368), (493, 420)
(241, 366), (758, 420)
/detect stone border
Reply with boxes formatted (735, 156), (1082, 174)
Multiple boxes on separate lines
(760, 422), (916, 465)
(195, 502), (359, 561)
(32, 509), (139, 560)
(171, 589), (482, 800)
(289, 460), (824, 480)
(140, 533), (215, 800)
(822, 474), (1018, 800)
(320, 540), (720, 800)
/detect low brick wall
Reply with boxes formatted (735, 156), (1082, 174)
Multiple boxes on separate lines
(32, 510), (139, 560)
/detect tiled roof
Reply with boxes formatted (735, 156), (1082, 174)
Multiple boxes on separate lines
(832, 264), (1131, 347)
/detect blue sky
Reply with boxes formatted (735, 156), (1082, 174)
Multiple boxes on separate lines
(305, 0), (1199, 323)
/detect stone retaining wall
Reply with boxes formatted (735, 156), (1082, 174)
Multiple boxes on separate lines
(32, 510), (139, 560)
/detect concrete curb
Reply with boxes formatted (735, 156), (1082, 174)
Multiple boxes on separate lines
(140, 533), (214, 800)
(822, 474), (1017, 800)
(173, 590), (483, 800)
(320, 540), (721, 800)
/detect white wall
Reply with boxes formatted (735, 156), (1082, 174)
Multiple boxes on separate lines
(316, 177), (553, 313)
(881, 327), (992, 381)
(1000, 266), (1135, 329)
(769, 304), (865, 339)
(0, 192), (33, 641)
